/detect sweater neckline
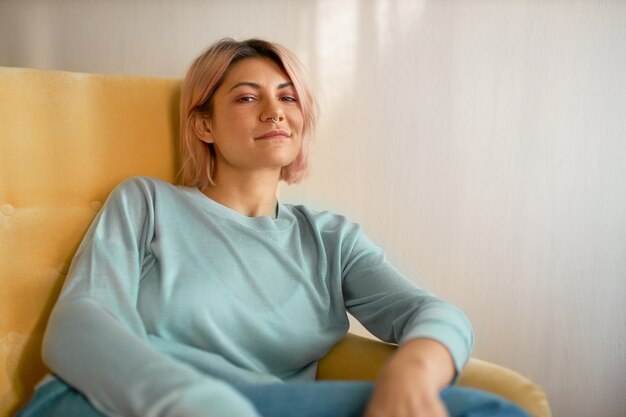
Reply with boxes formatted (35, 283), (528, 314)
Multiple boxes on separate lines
(179, 185), (294, 233)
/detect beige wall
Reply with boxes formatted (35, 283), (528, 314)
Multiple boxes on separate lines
(2, 1), (625, 416)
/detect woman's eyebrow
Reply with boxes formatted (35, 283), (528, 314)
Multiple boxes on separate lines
(229, 81), (294, 92)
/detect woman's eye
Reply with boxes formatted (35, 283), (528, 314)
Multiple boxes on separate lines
(237, 96), (256, 103)
(281, 95), (297, 102)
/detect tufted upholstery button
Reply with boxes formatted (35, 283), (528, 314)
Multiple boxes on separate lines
(58, 263), (70, 275)
(91, 201), (102, 212)
(1, 203), (15, 216)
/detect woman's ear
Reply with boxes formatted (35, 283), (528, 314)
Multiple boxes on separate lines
(192, 114), (214, 144)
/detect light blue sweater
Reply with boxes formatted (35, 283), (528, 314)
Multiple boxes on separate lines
(42, 176), (474, 417)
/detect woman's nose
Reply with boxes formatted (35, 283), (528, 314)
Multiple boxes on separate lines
(261, 112), (284, 123)
(260, 101), (285, 122)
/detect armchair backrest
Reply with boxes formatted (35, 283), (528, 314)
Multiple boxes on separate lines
(0, 67), (180, 415)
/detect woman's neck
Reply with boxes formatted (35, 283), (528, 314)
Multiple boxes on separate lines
(201, 168), (280, 218)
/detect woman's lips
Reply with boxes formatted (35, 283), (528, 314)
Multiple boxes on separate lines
(255, 129), (291, 140)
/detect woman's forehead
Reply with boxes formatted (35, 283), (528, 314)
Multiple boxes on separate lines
(221, 57), (292, 89)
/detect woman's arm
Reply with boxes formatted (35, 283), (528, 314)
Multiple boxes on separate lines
(44, 178), (260, 417)
(340, 227), (474, 416)
(341, 229), (474, 375)
(44, 297), (259, 417)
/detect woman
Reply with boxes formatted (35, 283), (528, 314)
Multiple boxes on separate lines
(17, 38), (528, 417)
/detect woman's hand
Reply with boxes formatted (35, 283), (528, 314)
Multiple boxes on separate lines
(363, 338), (455, 417)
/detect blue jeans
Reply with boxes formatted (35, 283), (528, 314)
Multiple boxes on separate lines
(16, 378), (529, 417)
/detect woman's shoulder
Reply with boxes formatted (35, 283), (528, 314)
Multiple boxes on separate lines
(115, 175), (172, 189)
(105, 176), (181, 208)
(284, 203), (362, 234)
(284, 203), (382, 256)
(112, 176), (176, 196)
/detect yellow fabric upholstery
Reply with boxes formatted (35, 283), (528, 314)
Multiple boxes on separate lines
(0, 67), (550, 417)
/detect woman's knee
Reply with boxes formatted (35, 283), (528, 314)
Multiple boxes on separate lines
(441, 387), (530, 417)
(234, 381), (374, 417)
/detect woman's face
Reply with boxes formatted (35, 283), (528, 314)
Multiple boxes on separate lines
(200, 57), (304, 179)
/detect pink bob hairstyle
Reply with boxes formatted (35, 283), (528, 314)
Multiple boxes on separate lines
(179, 38), (318, 190)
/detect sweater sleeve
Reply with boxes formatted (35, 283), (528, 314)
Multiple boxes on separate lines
(42, 178), (260, 417)
(341, 228), (475, 378)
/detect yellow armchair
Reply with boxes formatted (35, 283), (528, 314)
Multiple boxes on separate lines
(0, 67), (551, 417)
